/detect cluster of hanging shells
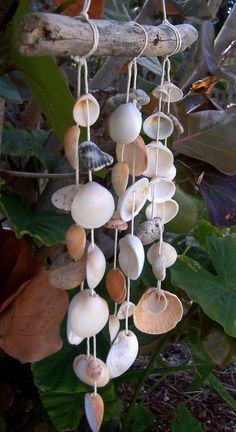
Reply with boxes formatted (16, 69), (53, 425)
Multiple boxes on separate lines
(50, 67), (184, 432)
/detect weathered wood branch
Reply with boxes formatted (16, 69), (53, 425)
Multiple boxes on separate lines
(16, 13), (198, 58)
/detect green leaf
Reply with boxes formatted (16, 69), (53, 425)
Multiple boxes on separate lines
(0, 189), (72, 245)
(171, 405), (204, 432)
(207, 373), (236, 410)
(193, 219), (221, 250)
(0, 416), (6, 432)
(130, 405), (154, 432)
(10, 0), (74, 142)
(137, 57), (162, 76)
(0, 75), (23, 103)
(171, 236), (236, 337)
(41, 392), (83, 432)
(104, 0), (130, 20)
(166, 187), (198, 234)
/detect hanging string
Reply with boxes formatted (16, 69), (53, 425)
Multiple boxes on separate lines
(93, 335), (97, 396)
(125, 277), (131, 335)
(80, 280), (84, 291)
(114, 302), (118, 317)
(113, 228), (118, 269)
(86, 337), (90, 357)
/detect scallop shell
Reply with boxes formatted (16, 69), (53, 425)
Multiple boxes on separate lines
(64, 125), (80, 169)
(145, 200), (179, 224)
(136, 219), (161, 245)
(117, 301), (135, 320)
(67, 317), (84, 345)
(142, 142), (173, 178)
(109, 315), (120, 343)
(51, 184), (79, 211)
(73, 93), (100, 126)
(147, 241), (177, 268)
(152, 254), (166, 281)
(143, 112), (174, 140)
(71, 181), (115, 229)
(85, 393), (104, 432)
(118, 234), (145, 280)
(116, 136), (148, 176)
(148, 177), (176, 203)
(68, 289), (109, 337)
(106, 268), (126, 304)
(49, 257), (86, 290)
(73, 354), (110, 387)
(133, 288), (183, 334)
(66, 224), (86, 262)
(108, 102), (142, 145)
(86, 243), (106, 290)
(152, 81), (183, 103)
(79, 141), (113, 171)
(106, 330), (139, 378)
(111, 161), (129, 197)
(118, 178), (149, 222)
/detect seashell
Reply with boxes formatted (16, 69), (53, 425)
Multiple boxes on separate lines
(152, 81), (183, 103)
(73, 354), (110, 387)
(67, 318), (84, 345)
(108, 102), (142, 145)
(148, 177), (176, 203)
(165, 165), (176, 181)
(109, 315), (120, 343)
(116, 135), (148, 176)
(64, 125), (80, 169)
(85, 393), (104, 432)
(79, 141), (113, 172)
(106, 89), (150, 110)
(68, 289), (109, 337)
(152, 254), (166, 281)
(66, 224), (86, 261)
(118, 234), (145, 280)
(111, 161), (129, 197)
(166, 113), (184, 134)
(145, 199), (179, 224)
(147, 241), (177, 268)
(117, 301), (135, 320)
(71, 181), (115, 229)
(118, 178), (149, 222)
(104, 213), (128, 231)
(106, 268), (126, 304)
(73, 93), (100, 126)
(136, 219), (161, 245)
(106, 330), (139, 378)
(86, 243), (106, 290)
(51, 184), (79, 211)
(143, 112), (174, 140)
(142, 141), (173, 178)
(133, 288), (183, 334)
(49, 257), (86, 290)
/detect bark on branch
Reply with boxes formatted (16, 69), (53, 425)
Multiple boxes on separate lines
(16, 13), (198, 58)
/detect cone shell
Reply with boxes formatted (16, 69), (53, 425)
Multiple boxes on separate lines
(133, 288), (183, 334)
(152, 81), (183, 103)
(66, 224), (86, 261)
(51, 184), (79, 211)
(117, 301), (135, 320)
(147, 241), (177, 268)
(85, 393), (104, 432)
(118, 234), (145, 280)
(145, 199), (179, 224)
(109, 315), (120, 343)
(106, 330), (139, 378)
(116, 136), (148, 176)
(111, 161), (129, 197)
(106, 268), (126, 304)
(71, 181), (115, 229)
(142, 142), (174, 178)
(148, 177), (176, 203)
(73, 93), (100, 126)
(152, 254), (166, 281)
(67, 318), (84, 345)
(136, 219), (161, 246)
(64, 125), (80, 169)
(118, 178), (149, 222)
(86, 243), (106, 290)
(79, 141), (113, 171)
(108, 102), (142, 145)
(73, 354), (110, 387)
(68, 289), (109, 337)
(49, 257), (86, 290)
(143, 112), (174, 140)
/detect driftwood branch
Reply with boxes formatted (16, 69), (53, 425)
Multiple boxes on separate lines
(16, 13), (198, 58)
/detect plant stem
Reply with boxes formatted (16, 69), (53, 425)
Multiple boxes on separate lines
(0, 168), (75, 178)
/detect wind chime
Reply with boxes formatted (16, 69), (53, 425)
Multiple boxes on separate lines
(50, 0), (185, 430)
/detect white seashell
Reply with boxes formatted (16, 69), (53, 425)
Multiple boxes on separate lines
(73, 93), (100, 127)
(86, 243), (106, 290)
(152, 81), (183, 103)
(145, 199), (179, 224)
(71, 181), (115, 229)
(64, 125), (80, 169)
(148, 177), (176, 203)
(118, 234), (145, 280)
(108, 102), (142, 145)
(116, 136), (148, 176)
(147, 241), (177, 268)
(51, 184), (79, 211)
(73, 354), (110, 387)
(117, 301), (135, 320)
(79, 141), (113, 172)
(165, 165), (176, 181)
(106, 330), (139, 378)
(152, 254), (166, 281)
(67, 318), (84, 345)
(118, 178), (149, 222)
(136, 218), (161, 245)
(109, 315), (120, 343)
(142, 142), (173, 178)
(143, 112), (174, 140)
(111, 161), (129, 197)
(68, 289), (109, 338)
(85, 393), (104, 432)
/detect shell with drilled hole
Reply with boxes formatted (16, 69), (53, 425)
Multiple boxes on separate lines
(64, 125), (80, 169)
(118, 178), (149, 222)
(116, 135), (148, 176)
(108, 102), (142, 145)
(143, 112), (174, 140)
(117, 301), (135, 320)
(147, 241), (177, 268)
(106, 330), (139, 378)
(118, 234), (145, 280)
(148, 177), (176, 203)
(86, 243), (106, 290)
(85, 393), (104, 432)
(104, 212), (128, 231)
(73, 93), (100, 126)
(111, 161), (129, 197)
(73, 354), (110, 387)
(142, 141), (173, 178)
(79, 141), (113, 171)
(152, 81), (183, 103)
(145, 199), (179, 224)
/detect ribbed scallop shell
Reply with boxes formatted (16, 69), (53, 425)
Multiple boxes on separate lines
(118, 234), (145, 280)
(116, 135), (148, 176)
(108, 102), (142, 145)
(142, 141), (173, 178)
(73, 354), (110, 387)
(79, 141), (113, 171)
(85, 393), (104, 432)
(66, 224), (86, 262)
(147, 241), (177, 268)
(51, 184), (79, 211)
(111, 161), (129, 197)
(145, 200), (179, 224)
(106, 268), (126, 304)
(106, 330), (139, 378)
(64, 125), (80, 169)
(118, 178), (149, 222)
(143, 112), (174, 140)
(73, 93), (100, 126)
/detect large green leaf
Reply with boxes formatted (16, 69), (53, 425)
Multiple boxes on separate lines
(171, 236), (236, 337)
(130, 405), (154, 432)
(0, 189), (72, 245)
(166, 187), (198, 234)
(207, 373), (236, 410)
(171, 405), (204, 432)
(41, 392), (83, 432)
(174, 110), (236, 175)
(0, 75), (24, 103)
